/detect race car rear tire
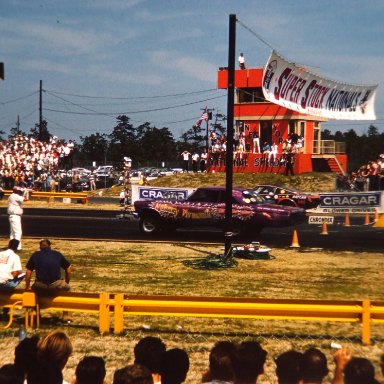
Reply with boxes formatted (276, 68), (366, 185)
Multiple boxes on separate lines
(139, 215), (160, 235)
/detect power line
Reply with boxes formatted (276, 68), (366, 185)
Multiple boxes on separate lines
(44, 94), (226, 116)
(45, 88), (218, 100)
(236, 18), (276, 51)
(0, 91), (38, 106)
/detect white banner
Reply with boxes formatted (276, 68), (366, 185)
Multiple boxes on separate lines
(262, 50), (378, 120)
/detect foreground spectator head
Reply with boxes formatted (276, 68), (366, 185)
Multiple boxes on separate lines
(204, 340), (236, 382)
(0, 364), (23, 384)
(160, 348), (189, 384)
(343, 357), (379, 384)
(301, 348), (328, 383)
(275, 350), (303, 384)
(14, 335), (39, 380)
(37, 330), (73, 370)
(75, 356), (106, 384)
(232, 340), (267, 383)
(133, 336), (166, 375)
(113, 364), (153, 384)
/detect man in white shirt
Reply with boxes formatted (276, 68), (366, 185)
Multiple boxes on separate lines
(238, 52), (246, 69)
(7, 187), (25, 250)
(0, 239), (24, 289)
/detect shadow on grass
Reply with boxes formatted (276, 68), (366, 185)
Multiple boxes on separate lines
(183, 253), (238, 270)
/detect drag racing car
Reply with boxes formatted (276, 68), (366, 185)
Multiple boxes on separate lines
(133, 186), (306, 236)
(251, 184), (321, 209)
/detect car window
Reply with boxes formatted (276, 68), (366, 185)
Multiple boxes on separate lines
(242, 190), (264, 204)
(188, 189), (219, 203)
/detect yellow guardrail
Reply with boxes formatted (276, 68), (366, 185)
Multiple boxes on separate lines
(3, 190), (88, 204)
(1, 291), (384, 345)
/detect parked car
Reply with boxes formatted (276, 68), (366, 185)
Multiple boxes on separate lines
(65, 177), (90, 192)
(95, 165), (115, 179)
(71, 167), (92, 176)
(251, 184), (321, 209)
(133, 186), (306, 236)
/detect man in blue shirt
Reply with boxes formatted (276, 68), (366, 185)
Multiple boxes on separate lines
(25, 239), (72, 291)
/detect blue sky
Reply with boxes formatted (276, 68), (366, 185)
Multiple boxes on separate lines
(1, 0), (383, 142)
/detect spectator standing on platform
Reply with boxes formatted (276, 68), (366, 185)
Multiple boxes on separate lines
(252, 132), (260, 154)
(268, 142), (278, 166)
(181, 150), (191, 173)
(285, 149), (295, 176)
(0, 239), (24, 289)
(200, 149), (208, 172)
(192, 152), (200, 173)
(262, 142), (270, 165)
(25, 239), (72, 292)
(7, 187), (26, 250)
(238, 52), (246, 69)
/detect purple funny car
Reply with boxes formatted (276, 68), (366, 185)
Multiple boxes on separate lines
(133, 186), (306, 236)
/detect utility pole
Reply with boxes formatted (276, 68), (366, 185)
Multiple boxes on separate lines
(0, 62), (4, 80)
(203, 107), (214, 151)
(17, 115), (20, 135)
(224, 14), (236, 257)
(39, 80), (43, 141)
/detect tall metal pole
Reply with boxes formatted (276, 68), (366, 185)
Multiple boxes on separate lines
(39, 80), (43, 140)
(224, 14), (236, 256)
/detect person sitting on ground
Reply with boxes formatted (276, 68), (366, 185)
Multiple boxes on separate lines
(25, 239), (72, 292)
(275, 350), (303, 384)
(160, 348), (189, 384)
(0, 239), (24, 290)
(300, 347), (329, 384)
(231, 341), (267, 384)
(202, 340), (237, 383)
(343, 357), (380, 384)
(113, 364), (153, 384)
(74, 356), (106, 384)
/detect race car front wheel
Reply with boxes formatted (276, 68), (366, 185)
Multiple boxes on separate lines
(139, 215), (160, 234)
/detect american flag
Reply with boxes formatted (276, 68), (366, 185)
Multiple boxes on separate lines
(194, 106), (208, 128)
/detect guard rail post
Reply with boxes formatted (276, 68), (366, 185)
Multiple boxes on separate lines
(362, 299), (371, 345)
(99, 293), (111, 334)
(114, 293), (125, 334)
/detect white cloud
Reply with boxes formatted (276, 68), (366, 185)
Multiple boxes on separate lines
(149, 51), (217, 82)
(87, 65), (165, 86)
(82, 0), (146, 11)
(0, 17), (120, 56)
(22, 59), (73, 74)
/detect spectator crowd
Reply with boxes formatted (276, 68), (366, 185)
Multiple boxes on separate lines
(0, 134), (75, 192)
(0, 332), (383, 384)
(337, 154), (384, 192)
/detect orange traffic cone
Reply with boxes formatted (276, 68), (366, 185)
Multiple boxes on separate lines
(290, 229), (300, 248)
(364, 212), (370, 225)
(374, 210), (379, 223)
(344, 213), (351, 227)
(320, 221), (328, 235)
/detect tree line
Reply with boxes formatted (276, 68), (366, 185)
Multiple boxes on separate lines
(3, 115), (383, 172)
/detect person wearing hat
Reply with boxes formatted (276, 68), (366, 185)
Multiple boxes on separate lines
(7, 187), (26, 251)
